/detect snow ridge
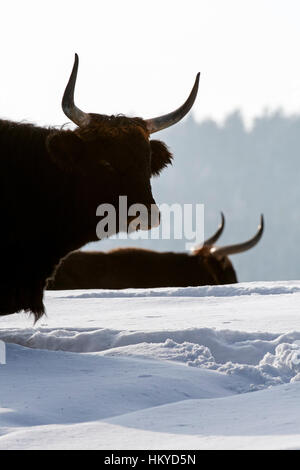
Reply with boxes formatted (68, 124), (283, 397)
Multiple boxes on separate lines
(2, 326), (300, 392)
(51, 280), (300, 300)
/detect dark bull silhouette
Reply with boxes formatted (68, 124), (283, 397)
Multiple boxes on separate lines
(0, 54), (199, 320)
(47, 215), (264, 290)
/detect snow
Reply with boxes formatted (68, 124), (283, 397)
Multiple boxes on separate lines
(1, 281), (300, 449)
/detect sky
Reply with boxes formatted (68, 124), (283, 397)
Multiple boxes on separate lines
(1, 0), (300, 128)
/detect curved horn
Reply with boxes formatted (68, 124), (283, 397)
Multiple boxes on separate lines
(145, 73), (200, 134)
(62, 54), (91, 127)
(203, 212), (225, 246)
(210, 215), (264, 257)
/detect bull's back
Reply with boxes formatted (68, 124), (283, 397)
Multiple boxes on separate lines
(47, 248), (220, 290)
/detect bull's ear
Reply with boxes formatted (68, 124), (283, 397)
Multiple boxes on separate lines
(46, 131), (84, 171)
(150, 140), (173, 176)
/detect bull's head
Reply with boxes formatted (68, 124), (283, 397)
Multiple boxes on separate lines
(47, 54), (199, 235)
(193, 214), (264, 284)
(209, 215), (264, 283)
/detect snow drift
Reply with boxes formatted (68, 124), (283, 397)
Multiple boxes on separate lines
(1, 281), (300, 449)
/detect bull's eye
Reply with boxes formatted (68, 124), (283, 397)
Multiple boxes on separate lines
(99, 160), (113, 170)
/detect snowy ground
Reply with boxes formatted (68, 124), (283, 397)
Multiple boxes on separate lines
(1, 281), (300, 450)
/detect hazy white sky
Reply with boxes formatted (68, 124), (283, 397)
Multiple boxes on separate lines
(1, 0), (300, 127)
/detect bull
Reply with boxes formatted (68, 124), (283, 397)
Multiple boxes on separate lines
(47, 214), (264, 289)
(0, 54), (199, 320)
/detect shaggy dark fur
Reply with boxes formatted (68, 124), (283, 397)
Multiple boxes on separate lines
(0, 116), (172, 320)
(47, 245), (237, 290)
